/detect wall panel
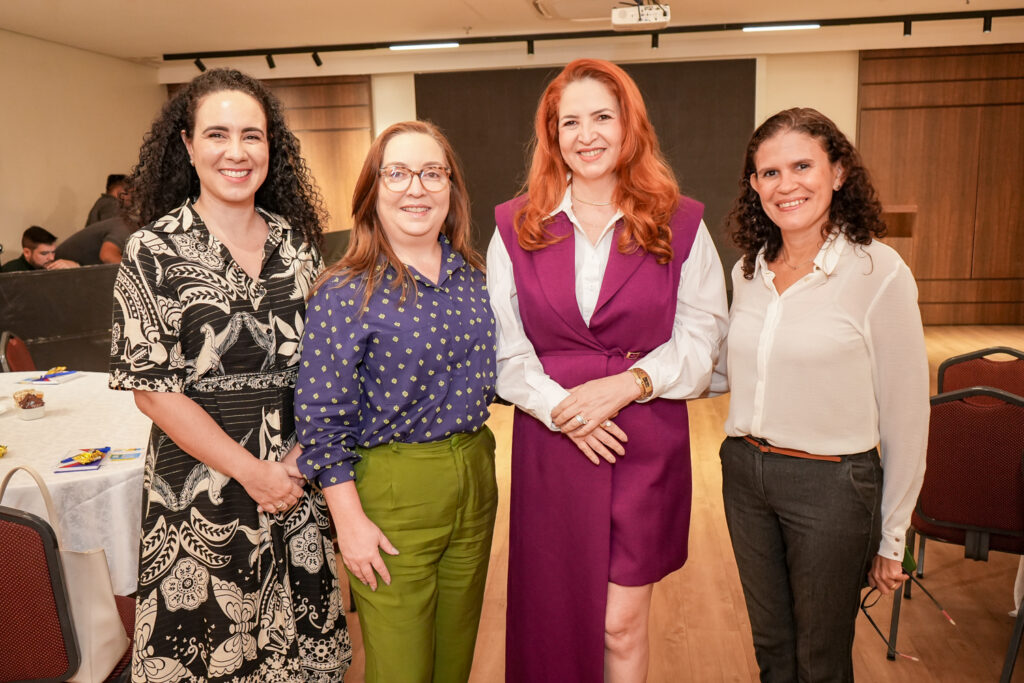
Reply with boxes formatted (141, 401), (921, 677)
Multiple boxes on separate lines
(858, 43), (1024, 324)
(859, 107), (980, 279)
(973, 105), (1024, 279)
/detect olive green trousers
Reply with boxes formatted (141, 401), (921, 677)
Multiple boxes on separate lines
(350, 427), (498, 683)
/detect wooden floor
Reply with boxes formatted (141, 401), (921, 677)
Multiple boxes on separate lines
(340, 325), (1024, 682)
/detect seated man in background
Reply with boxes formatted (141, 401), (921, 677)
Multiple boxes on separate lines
(56, 214), (137, 265)
(1, 226), (79, 271)
(84, 173), (127, 227)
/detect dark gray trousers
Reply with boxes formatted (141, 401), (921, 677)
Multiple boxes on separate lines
(720, 436), (882, 683)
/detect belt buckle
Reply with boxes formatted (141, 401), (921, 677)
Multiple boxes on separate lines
(624, 351), (642, 359)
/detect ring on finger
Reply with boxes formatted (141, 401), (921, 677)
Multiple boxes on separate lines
(276, 501), (286, 510)
(602, 420), (613, 428)
(574, 414), (588, 426)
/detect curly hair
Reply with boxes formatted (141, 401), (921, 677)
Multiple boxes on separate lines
(314, 120), (482, 310)
(514, 59), (679, 264)
(729, 107), (886, 279)
(126, 68), (326, 245)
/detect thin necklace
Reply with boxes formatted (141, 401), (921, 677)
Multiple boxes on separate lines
(571, 193), (613, 207)
(780, 246), (818, 270)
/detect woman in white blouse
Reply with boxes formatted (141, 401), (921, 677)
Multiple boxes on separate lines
(488, 58), (728, 682)
(722, 107), (929, 682)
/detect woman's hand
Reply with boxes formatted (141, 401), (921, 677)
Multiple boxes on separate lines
(868, 555), (908, 596)
(551, 372), (641, 437)
(337, 511), (399, 591)
(238, 459), (306, 514)
(281, 442), (308, 488)
(568, 421), (628, 465)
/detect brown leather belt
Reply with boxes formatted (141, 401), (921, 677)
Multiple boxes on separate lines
(742, 436), (842, 463)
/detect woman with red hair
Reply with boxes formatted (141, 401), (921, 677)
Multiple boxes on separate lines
(488, 59), (728, 682)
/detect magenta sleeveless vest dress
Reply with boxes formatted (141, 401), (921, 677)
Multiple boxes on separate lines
(496, 196), (703, 682)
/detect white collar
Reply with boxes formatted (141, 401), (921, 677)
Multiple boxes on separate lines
(755, 230), (846, 287)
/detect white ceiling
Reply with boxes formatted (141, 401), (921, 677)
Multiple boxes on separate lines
(1, 0), (1021, 63)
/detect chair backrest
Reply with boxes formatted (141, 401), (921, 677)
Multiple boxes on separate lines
(938, 346), (1024, 398)
(916, 387), (1024, 557)
(0, 330), (37, 372)
(0, 506), (80, 682)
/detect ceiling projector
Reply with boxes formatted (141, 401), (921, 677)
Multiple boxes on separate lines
(611, 4), (671, 31)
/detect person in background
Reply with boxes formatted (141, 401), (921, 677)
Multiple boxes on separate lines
(489, 58), (728, 682)
(721, 107), (929, 682)
(296, 120), (498, 683)
(84, 173), (127, 227)
(56, 214), (138, 265)
(108, 68), (350, 681)
(1, 226), (78, 271)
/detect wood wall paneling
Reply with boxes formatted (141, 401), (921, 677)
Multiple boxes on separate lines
(973, 105), (1024, 279)
(860, 51), (1024, 84)
(858, 44), (1024, 324)
(917, 278), (1024, 303)
(271, 81), (371, 108)
(859, 107), (980, 279)
(285, 106), (372, 132)
(294, 129), (372, 233)
(859, 79), (1024, 109)
(268, 76), (372, 236)
(920, 302), (1024, 325)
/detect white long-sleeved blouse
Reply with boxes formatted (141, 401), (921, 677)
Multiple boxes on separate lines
(723, 233), (929, 560)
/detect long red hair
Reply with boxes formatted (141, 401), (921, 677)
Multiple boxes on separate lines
(514, 59), (678, 263)
(314, 120), (482, 309)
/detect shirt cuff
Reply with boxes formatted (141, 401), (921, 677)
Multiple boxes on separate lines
(540, 384), (572, 431)
(878, 530), (907, 562)
(301, 450), (360, 488)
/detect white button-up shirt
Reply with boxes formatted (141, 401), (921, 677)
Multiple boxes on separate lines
(487, 188), (729, 429)
(724, 234), (929, 559)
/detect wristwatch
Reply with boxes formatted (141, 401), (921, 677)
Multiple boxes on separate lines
(628, 367), (653, 401)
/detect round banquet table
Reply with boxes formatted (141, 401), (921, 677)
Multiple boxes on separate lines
(0, 371), (150, 594)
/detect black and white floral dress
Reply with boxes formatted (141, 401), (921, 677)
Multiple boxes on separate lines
(109, 201), (350, 682)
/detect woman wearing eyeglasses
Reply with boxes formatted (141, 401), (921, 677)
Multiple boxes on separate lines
(295, 120), (497, 683)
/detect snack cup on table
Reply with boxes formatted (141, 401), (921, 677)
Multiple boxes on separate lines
(13, 388), (45, 421)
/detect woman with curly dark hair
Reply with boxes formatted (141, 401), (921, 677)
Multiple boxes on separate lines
(109, 68), (350, 682)
(720, 107), (928, 681)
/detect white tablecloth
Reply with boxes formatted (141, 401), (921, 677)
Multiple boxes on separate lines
(0, 371), (151, 594)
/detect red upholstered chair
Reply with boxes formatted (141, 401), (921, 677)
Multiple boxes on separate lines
(0, 504), (135, 683)
(886, 387), (1024, 682)
(914, 347), (1024, 575)
(938, 345), (1024, 397)
(0, 505), (80, 682)
(0, 330), (36, 372)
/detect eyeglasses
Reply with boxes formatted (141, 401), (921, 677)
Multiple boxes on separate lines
(379, 165), (451, 192)
(859, 573), (956, 662)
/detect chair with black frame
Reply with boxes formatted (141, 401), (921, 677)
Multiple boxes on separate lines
(937, 345), (1024, 396)
(883, 387), (1024, 682)
(0, 501), (80, 682)
(0, 481), (134, 682)
(912, 347), (1024, 599)
(0, 330), (36, 372)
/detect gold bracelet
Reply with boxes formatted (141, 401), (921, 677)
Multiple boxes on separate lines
(629, 367), (653, 401)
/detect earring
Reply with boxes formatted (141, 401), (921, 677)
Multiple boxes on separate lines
(833, 182), (840, 190)
(189, 158), (194, 166)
